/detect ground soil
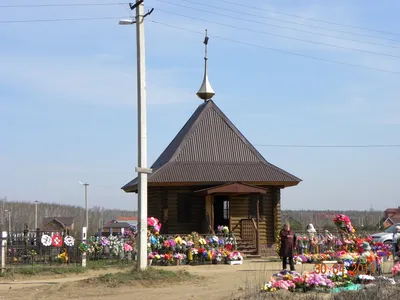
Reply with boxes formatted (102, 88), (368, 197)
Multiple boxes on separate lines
(0, 261), (395, 300)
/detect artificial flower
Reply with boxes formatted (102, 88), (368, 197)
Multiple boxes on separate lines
(64, 235), (75, 247)
(41, 234), (52, 246)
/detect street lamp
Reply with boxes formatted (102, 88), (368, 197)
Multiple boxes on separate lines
(119, 18), (135, 25)
(79, 181), (89, 232)
(34, 200), (39, 230)
(4, 210), (11, 232)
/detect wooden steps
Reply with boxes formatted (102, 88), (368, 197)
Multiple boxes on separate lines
(245, 254), (262, 259)
(236, 238), (257, 256)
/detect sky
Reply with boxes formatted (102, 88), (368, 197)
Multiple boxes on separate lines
(0, 0), (399, 211)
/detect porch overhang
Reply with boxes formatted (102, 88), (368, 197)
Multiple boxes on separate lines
(194, 182), (267, 195)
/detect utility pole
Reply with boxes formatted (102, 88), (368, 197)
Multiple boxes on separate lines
(0, 197), (4, 229)
(119, 0), (153, 271)
(4, 210), (11, 232)
(135, 0), (151, 272)
(84, 183), (89, 231)
(34, 200), (39, 230)
(79, 182), (89, 233)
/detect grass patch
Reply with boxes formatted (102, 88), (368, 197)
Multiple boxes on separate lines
(86, 259), (132, 270)
(2, 265), (86, 277)
(0, 259), (133, 278)
(89, 267), (194, 287)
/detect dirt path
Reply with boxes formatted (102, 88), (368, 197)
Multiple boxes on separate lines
(0, 261), (281, 300)
(0, 261), (395, 300)
(0, 269), (123, 292)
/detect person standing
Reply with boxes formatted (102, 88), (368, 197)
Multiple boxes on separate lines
(279, 222), (296, 271)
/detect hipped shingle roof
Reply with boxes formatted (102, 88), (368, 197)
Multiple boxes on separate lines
(122, 100), (301, 191)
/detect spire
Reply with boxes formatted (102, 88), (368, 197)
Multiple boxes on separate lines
(196, 29), (215, 101)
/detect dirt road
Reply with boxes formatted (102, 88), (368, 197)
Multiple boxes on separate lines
(0, 261), (395, 300)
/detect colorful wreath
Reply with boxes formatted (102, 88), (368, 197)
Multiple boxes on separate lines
(41, 234), (52, 246)
(79, 242), (88, 253)
(52, 235), (63, 247)
(64, 235), (75, 247)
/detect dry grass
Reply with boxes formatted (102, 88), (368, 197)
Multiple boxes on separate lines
(331, 283), (400, 300)
(231, 261), (400, 300)
(0, 260), (131, 278)
(84, 266), (195, 287)
(234, 282), (400, 300)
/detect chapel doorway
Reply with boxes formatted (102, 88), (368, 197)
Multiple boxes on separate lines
(213, 195), (230, 229)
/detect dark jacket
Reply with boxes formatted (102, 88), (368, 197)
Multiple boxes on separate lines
(279, 229), (296, 257)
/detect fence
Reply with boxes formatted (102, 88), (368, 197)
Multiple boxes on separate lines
(293, 230), (377, 255)
(4, 230), (81, 266)
(0, 229), (135, 271)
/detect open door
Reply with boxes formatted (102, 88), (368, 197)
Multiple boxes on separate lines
(213, 195), (230, 230)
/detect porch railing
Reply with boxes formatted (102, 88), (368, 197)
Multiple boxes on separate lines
(230, 218), (260, 255)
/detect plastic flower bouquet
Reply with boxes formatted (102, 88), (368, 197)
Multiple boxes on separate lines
(261, 270), (300, 292)
(108, 235), (123, 256)
(357, 274), (375, 284)
(208, 235), (219, 248)
(227, 251), (243, 261)
(124, 243), (133, 252)
(79, 242), (89, 253)
(173, 253), (186, 260)
(100, 236), (110, 246)
(372, 242), (391, 257)
(148, 217), (162, 234)
(302, 235), (309, 247)
(124, 229), (137, 248)
(217, 225), (229, 235)
(273, 279), (295, 290)
(57, 251), (68, 263)
(333, 214), (355, 234)
(88, 236), (103, 254)
(392, 262), (400, 276)
(304, 273), (333, 289)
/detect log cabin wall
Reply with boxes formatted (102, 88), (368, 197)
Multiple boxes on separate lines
(148, 187), (163, 222)
(262, 187), (281, 256)
(147, 184), (282, 256)
(273, 187), (282, 235)
(147, 186), (207, 234)
(263, 189), (275, 245)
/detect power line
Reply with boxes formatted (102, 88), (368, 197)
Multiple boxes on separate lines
(154, 8), (400, 59)
(0, 2), (128, 8)
(2, 1), (399, 39)
(162, 0), (400, 44)
(180, 8), (398, 49)
(216, 0), (400, 37)
(150, 20), (399, 74)
(0, 13), (398, 73)
(254, 144), (400, 148)
(1, 2), (397, 49)
(0, 16), (123, 24)
(160, 3), (397, 49)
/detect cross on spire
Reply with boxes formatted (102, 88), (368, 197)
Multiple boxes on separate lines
(196, 29), (215, 101)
